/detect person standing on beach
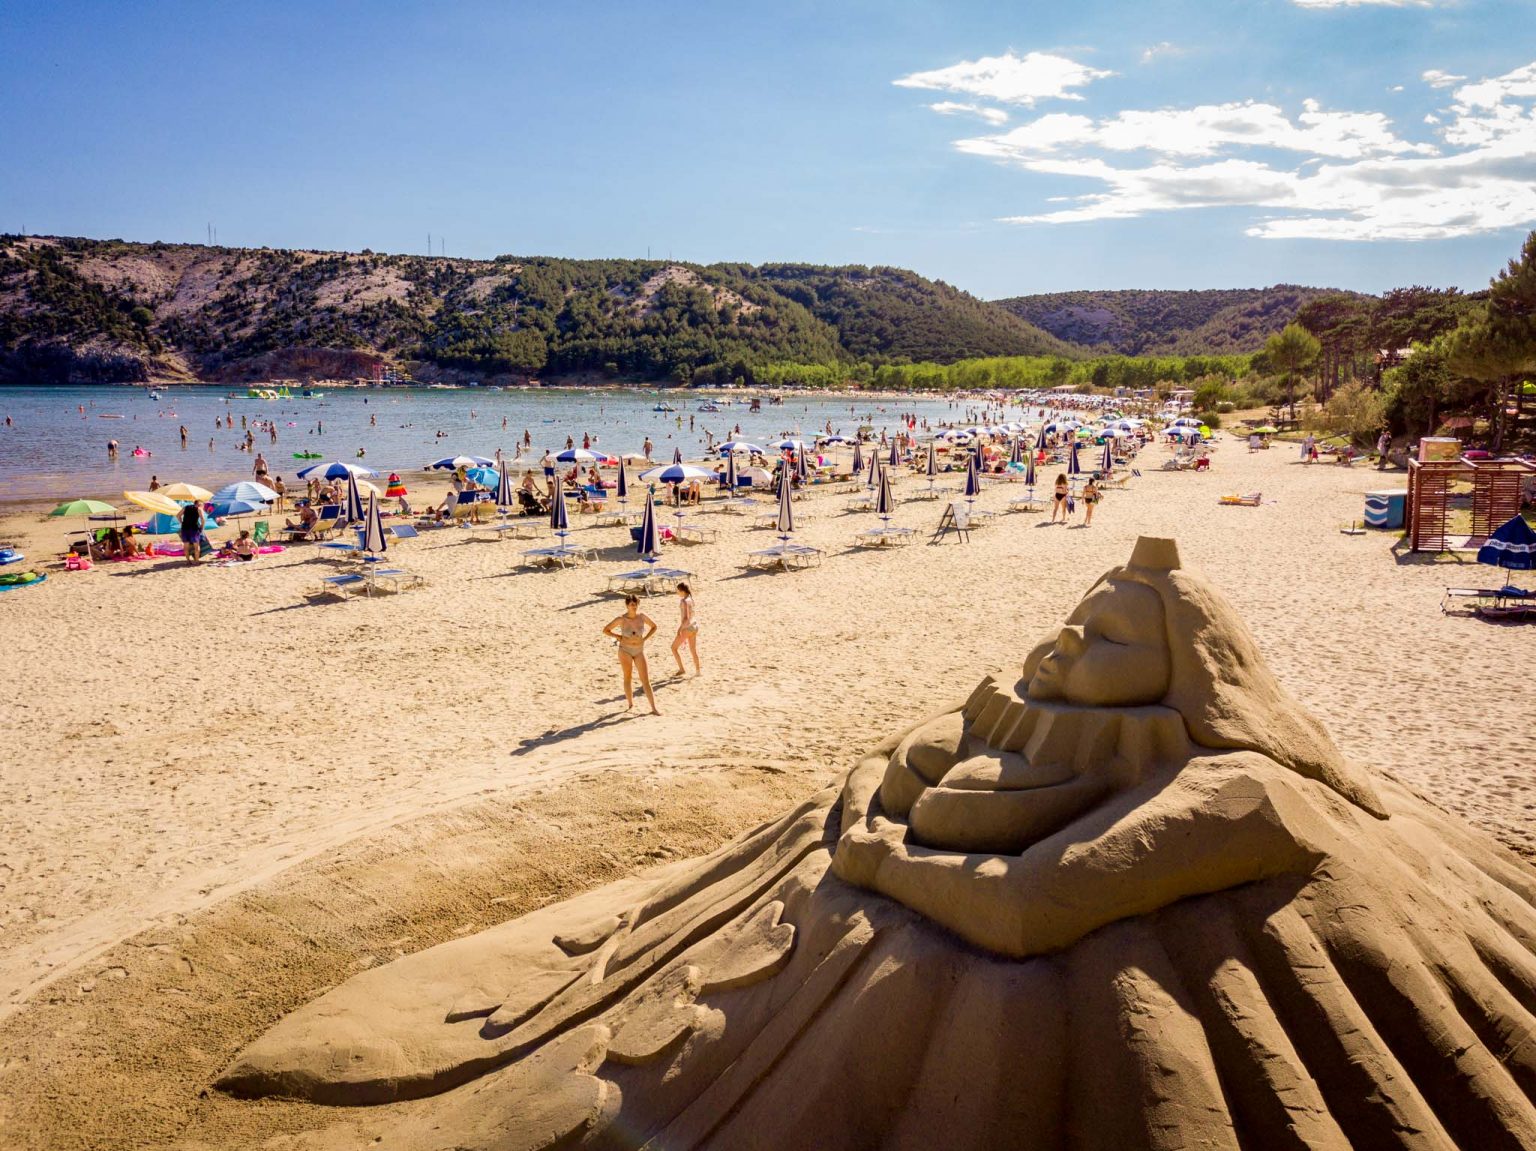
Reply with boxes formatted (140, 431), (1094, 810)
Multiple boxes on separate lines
(1377, 429), (1391, 470)
(603, 596), (661, 715)
(178, 500), (205, 565)
(671, 581), (701, 677)
(1301, 433), (1315, 463)
(1081, 477), (1101, 526)
(1051, 474), (1069, 524)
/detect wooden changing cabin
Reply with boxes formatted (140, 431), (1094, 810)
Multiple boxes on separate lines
(1407, 455), (1535, 552)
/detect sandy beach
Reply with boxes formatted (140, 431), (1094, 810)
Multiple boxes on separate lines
(2, 438), (1534, 1147)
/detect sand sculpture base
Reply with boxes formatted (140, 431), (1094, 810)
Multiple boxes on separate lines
(219, 539), (1536, 1150)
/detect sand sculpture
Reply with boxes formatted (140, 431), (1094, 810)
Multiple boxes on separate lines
(221, 538), (1536, 1150)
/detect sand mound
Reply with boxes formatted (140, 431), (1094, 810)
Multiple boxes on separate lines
(217, 537), (1536, 1149)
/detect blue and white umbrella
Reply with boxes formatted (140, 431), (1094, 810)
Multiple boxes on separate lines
(212, 480), (278, 505)
(362, 492), (387, 557)
(851, 442), (864, 475)
(297, 459), (376, 481)
(426, 455), (494, 470)
(637, 489), (659, 563)
(210, 497), (266, 517)
(718, 441), (764, 455)
(549, 476), (570, 543)
(775, 465), (795, 540)
(1477, 515), (1536, 577)
(963, 452), (982, 501)
(639, 463), (715, 485)
(875, 464), (895, 524)
(769, 439), (807, 454)
(555, 448), (600, 464)
(344, 471), (366, 524)
(823, 435), (855, 445)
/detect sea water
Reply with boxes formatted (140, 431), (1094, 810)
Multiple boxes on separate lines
(0, 385), (990, 501)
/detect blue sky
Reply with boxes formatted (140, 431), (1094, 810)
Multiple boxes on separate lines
(3, 0), (1535, 299)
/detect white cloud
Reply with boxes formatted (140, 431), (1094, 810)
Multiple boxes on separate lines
(937, 57), (1536, 241)
(894, 51), (1112, 106)
(1140, 42), (1183, 64)
(1423, 69), (1466, 89)
(928, 101), (1010, 126)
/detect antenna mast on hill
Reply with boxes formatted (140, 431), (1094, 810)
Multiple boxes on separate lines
(428, 232), (432, 257)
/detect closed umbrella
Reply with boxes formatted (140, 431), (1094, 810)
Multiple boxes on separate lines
(1101, 441), (1114, 473)
(796, 449), (809, 483)
(1069, 440), (1082, 477)
(1009, 438), (1024, 467)
(549, 476), (570, 545)
(1035, 424), (1048, 452)
(673, 446), (683, 465)
(851, 442), (864, 475)
(495, 464), (516, 510)
(963, 452), (982, 503)
(775, 465), (795, 541)
(362, 492), (387, 557)
(888, 438), (900, 467)
(637, 489), (659, 564)
(1024, 451), (1037, 494)
(875, 464), (895, 525)
(343, 471), (366, 525)
(616, 458), (629, 508)
(926, 434), (938, 497)
(724, 450), (737, 496)
(866, 450), (879, 490)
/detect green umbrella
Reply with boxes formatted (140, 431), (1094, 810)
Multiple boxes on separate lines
(50, 498), (120, 559)
(49, 499), (118, 517)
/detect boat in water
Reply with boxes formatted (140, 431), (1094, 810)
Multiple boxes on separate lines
(653, 403), (677, 412)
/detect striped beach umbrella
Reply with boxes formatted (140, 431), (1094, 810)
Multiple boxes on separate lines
(866, 449), (879, 489)
(875, 464), (895, 524)
(775, 465), (795, 540)
(724, 450), (737, 492)
(963, 451), (982, 502)
(362, 492), (387, 556)
(796, 448), (809, 483)
(637, 489), (659, 563)
(851, 442), (864, 475)
(926, 434), (938, 497)
(1069, 440), (1082, 477)
(1101, 440), (1114, 473)
(343, 471), (366, 525)
(888, 438), (899, 467)
(495, 463), (516, 509)
(1035, 424), (1048, 452)
(615, 457), (629, 507)
(549, 475), (570, 542)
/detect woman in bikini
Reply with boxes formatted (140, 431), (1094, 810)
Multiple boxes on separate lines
(671, 581), (701, 677)
(1051, 473), (1070, 524)
(1080, 477), (1101, 526)
(603, 595), (661, 715)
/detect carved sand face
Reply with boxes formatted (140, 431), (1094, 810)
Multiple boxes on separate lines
(1026, 580), (1171, 707)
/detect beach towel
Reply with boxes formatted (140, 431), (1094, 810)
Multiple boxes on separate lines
(0, 571), (45, 591)
(0, 549), (24, 566)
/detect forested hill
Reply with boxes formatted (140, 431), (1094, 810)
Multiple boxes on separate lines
(0, 236), (1071, 384)
(994, 286), (1365, 356)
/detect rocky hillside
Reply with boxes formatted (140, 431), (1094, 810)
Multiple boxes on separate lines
(0, 236), (1071, 384)
(994, 286), (1366, 356)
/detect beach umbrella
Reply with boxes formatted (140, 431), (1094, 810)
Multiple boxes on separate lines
(823, 435), (855, 445)
(1477, 515), (1536, 580)
(851, 442), (864, 475)
(1024, 451), (1037, 493)
(495, 464), (516, 509)
(875, 464), (895, 524)
(1009, 438), (1024, 467)
(362, 492), (387, 557)
(673, 445), (683, 465)
(637, 489), (659, 563)
(718, 441), (764, 455)
(343, 471), (366, 524)
(157, 482), (213, 502)
(549, 476), (570, 543)
(51, 498), (120, 555)
(866, 450), (879, 489)
(963, 452), (982, 501)
(123, 490), (181, 517)
(555, 448), (600, 464)
(796, 448), (809, 483)
(925, 435), (939, 497)
(1101, 441), (1114, 473)
(620, 451), (651, 462)
(616, 458), (629, 506)
(769, 438), (807, 453)
(425, 455), (494, 470)
(466, 466), (500, 488)
(724, 450), (738, 494)
(1171, 417), (1202, 428)
(211, 497), (266, 517)
(212, 481), (278, 505)
(638, 463), (714, 484)
(888, 438), (900, 467)
(1035, 424), (1048, 452)
(775, 465), (795, 541)
(298, 460), (375, 481)
(1069, 440), (1082, 476)
(1253, 425), (1279, 435)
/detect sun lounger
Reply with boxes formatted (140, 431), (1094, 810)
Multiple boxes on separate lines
(519, 545), (595, 570)
(1442, 586), (1534, 614)
(606, 566), (692, 596)
(311, 572), (367, 599)
(366, 567), (425, 594)
(1007, 494), (1043, 513)
(746, 544), (824, 571)
(856, 526), (916, 548)
(714, 497), (760, 516)
(846, 493), (876, 512)
(387, 523), (421, 542)
(594, 506), (643, 527)
(1218, 492), (1263, 507)
(673, 523), (719, 545)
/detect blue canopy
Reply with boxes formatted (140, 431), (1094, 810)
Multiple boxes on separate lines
(1478, 515), (1536, 573)
(210, 498), (265, 517)
(466, 467), (499, 488)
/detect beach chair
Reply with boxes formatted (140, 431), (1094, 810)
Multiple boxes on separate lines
(311, 571), (367, 600)
(387, 523), (421, 542)
(1443, 586), (1534, 614)
(1218, 492), (1262, 507)
(746, 544), (823, 571)
(856, 526), (915, 548)
(366, 567), (425, 594)
(931, 504), (970, 544)
(284, 516), (337, 542)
